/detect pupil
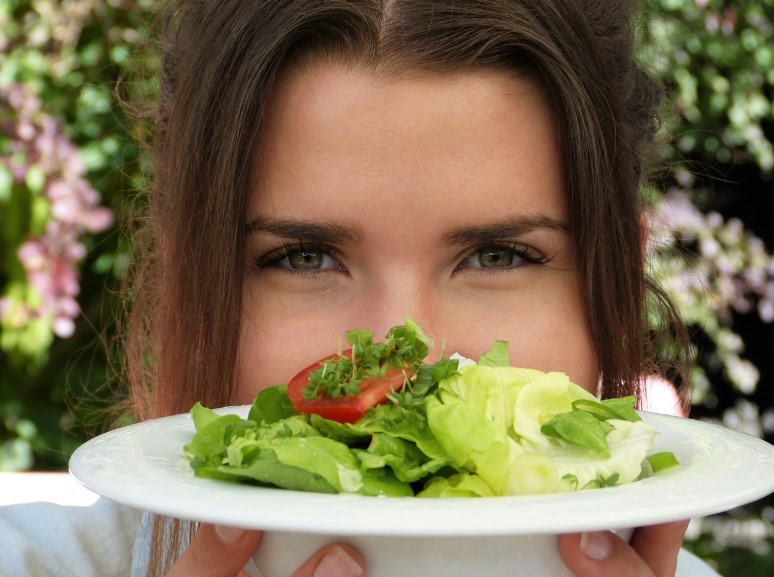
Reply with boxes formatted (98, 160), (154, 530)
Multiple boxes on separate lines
(289, 250), (323, 269)
(478, 249), (513, 268)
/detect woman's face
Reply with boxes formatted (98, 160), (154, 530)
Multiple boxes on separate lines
(238, 63), (598, 403)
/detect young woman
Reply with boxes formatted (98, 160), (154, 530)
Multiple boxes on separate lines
(0, 1), (714, 576)
(118, 1), (706, 576)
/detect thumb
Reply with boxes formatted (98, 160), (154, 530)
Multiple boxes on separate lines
(166, 524), (262, 577)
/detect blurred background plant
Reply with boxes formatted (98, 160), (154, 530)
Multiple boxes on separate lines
(639, 0), (774, 572)
(0, 0), (155, 470)
(0, 0), (771, 574)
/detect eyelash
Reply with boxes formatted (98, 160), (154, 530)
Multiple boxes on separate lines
(252, 240), (549, 274)
(455, 241), (549, 272)
(253, 241), (344, 272)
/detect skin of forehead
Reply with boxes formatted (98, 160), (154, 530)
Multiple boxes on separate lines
(250, 62), (566, 225)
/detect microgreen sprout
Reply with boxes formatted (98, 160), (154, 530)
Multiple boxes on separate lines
(303, 319), (435, 400)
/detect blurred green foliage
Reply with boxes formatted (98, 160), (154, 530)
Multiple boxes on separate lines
(0, 0), (772, 573)
(639, 3), (774, 569)
(640, 0), (774, 403)
(0, 0), (156, 468)
(642, 0), (774, 171)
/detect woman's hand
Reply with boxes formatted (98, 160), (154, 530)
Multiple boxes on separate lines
(166, 524), (262, 577)
(558, 520), (690, 577)
(166, 524), (366, 577)
(167, 520), (685, 577)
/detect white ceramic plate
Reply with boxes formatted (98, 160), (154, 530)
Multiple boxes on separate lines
(69, 408), (774, 536)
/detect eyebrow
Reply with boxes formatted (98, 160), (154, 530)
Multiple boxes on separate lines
(442, 215), (570, 246)
(245, 217), (363, 244)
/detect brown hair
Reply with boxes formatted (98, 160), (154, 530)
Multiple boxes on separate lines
(126, 0), (690, 573)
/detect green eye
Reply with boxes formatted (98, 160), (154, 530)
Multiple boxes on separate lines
(288, 249), (326, 270)
(455, 242), (547, 272)
(477, 249), (514, 268)
(255, 242), (344, 272)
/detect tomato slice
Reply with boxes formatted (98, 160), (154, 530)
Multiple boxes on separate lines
(287, 349), (407, 423)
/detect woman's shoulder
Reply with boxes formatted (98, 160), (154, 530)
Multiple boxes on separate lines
(0, 473), (144, 577)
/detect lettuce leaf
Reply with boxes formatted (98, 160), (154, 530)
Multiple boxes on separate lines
(185, 337), (668, 498)
(422, 351), (657, 495)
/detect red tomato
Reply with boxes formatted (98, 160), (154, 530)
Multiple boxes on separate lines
(287, 350), (407, 423)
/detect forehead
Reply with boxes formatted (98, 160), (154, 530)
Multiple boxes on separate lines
(249, 62), (566, 226)
(255, 61), (557, 154)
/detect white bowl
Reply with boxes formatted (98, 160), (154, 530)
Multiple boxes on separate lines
(253, 529), (633, 577)
(67, 408), (774, 577)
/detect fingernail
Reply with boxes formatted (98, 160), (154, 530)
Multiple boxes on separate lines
(214, 524), (246, 544)
(312, 545), (363, 577)
(580, 531), (612, 561)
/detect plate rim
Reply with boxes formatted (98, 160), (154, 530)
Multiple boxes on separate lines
(69, 407), (774, 536)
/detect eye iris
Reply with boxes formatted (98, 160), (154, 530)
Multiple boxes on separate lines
(478, 249), (513, 268)
(289, 250), (323, 269)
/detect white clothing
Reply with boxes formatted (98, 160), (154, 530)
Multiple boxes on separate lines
(0, 473), (722, 577)
(0, 498), (143, 576)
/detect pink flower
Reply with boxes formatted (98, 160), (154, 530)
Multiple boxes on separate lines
(2, 84), (114, 340)
(80, 207), (114, 231)
(53, 316), (75, 338)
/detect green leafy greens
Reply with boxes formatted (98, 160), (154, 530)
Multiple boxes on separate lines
(184, 323), (678, 497)
(304, 319), (432, 400)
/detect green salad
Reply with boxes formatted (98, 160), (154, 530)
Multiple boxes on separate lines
(184, 321), (678, 497)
